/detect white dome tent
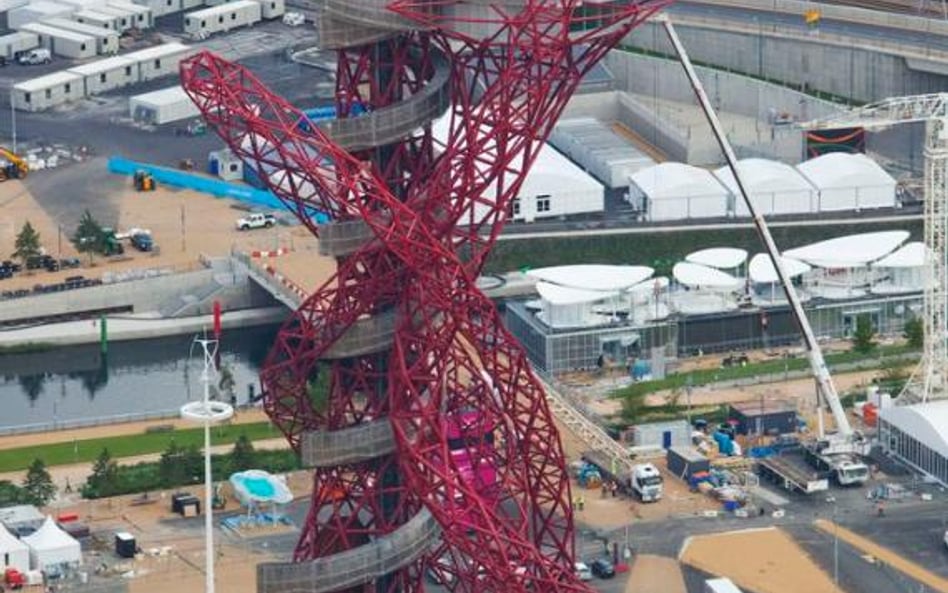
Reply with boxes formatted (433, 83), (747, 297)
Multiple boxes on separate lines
(872, 241), (927, 295)
(785, 231), (909, 300)
(796, 153), (897, 212)
(22, 516), (81, 571)
(628, 163), (730, 221)
(0, 522), (29, 573)
(714, 158), (816, 217)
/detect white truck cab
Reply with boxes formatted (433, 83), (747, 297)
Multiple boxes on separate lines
(236, 212), (276, 230)
(630, 462), (664, 502)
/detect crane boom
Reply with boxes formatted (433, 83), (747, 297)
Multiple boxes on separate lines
(662, 16), (852, 438)
(803, 93), (948, 131)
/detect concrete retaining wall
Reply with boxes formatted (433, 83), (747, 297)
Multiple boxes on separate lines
(624, 20), (948, 104)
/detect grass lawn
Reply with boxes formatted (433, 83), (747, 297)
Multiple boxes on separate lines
(0, 421), (282, 473)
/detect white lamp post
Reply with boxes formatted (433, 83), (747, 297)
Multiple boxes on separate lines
(181, 336), (234, 593)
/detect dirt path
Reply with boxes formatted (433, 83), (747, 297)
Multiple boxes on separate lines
(814, 519), (948, 592)
(680, 527), (845, 593)
(0, 409), (271, 450)
(625, 555), (687, 593)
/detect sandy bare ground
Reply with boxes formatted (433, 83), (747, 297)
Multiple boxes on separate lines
(625, 555), (687, 593)
(0, 180), (335, 295)
(680, 527), (845, 593)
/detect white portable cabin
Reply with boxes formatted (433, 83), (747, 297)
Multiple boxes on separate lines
(13, 70), (83, 111)
(8, 1), (75, 29)
(125, 42), (192, 81)
(0, 0), (30, 28)
(40, 18), (119, 54)
(84, 3), (136, 30)
(106, 1), (153, 27)
(68, 55), (139, 94)
(129, 0), (181, 18)
(51, 0), (107, 9)
(250, 0), (283, 18)
(0, 31), (39, 59)
(183, 0), (261, 38)
(18, 23), (96, 58)
(129, 85), (199, 124)
(74, 8), (118, 28)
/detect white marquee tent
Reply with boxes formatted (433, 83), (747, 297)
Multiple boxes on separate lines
(796, 153), (897, 212)
(22, 516), (81, 570)
(628, 162), (730, 221)
(714, 158), (816, 217)
(0, 523), (29, 573)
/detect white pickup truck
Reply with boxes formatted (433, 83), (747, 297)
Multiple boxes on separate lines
(236, 213), (276, 231)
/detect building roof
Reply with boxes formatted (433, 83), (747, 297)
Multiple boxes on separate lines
(86, 3), (133, 16)
(685, 247), (747, 270)
(796, 152), (896, 190)
(68, 55), (135, 75)
(186, 0), (257, 17)
(527, 264), (653, 291)
(14, 70), (83, 92)
(0, 523), (28, 552)
(123, 42), (190, 61)
(783, 231), (909, 268)
(872, 241), (925, 268)
(12, 0), (73, 14)
(42, 17), (119, 37)
(0, 31), (38, 44)
(130, 84), (190, 107)
(748, 253), (810, 283)
(880, 400), (948, 460)
(630, 162), (729, 200)
(19, 22), (94, 42)
(0, 505), (43, 527)
(714, 158), (815, 194)
(672, 262), (741, 290)
(729, 399), (795, 415)
(536, 281), (616, 305)
(106, 0), (149, 13)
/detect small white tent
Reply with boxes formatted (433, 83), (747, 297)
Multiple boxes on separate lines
(796, 153), (897, 212)
(0, 523), (29, 573)
(629, 162), (730, 221)
(22, 517), (81, 570)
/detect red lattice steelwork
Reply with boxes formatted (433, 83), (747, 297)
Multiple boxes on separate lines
(181, 1), (669, 591)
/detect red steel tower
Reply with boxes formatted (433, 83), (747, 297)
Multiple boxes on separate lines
(180, 0), (669, 591)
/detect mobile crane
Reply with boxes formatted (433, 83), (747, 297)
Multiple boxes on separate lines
(0, 147), (28, 181)
(663, 18), (870, 489)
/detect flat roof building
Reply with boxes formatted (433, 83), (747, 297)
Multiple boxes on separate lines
(18, 22), (96, 58)
(13, 70), (84, 111)
(68, 54), (139, 94)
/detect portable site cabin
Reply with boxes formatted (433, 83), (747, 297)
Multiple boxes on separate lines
(41, 17), (119, 54)
(124, 42), (192, 81)
(107, 1), (153, 27)
(0, 0), (30, 29)
(83, 3), (137, 30)
(73, 8), (119, 29)
(183, 0), (261, 38)
(18, 23), (96, 58)
(68, 55), (138, 94)
(129, 85), (199, 124)
(52, 0), (109, 10)
(8, 0), (75, 29)
(13, 70), (84, 111)
(129, 0), (181, 18)
(250, 0), (283, 19)
(0, 31), (39, 59)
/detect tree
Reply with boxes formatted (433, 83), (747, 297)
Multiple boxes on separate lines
(852, 314), (877, 354)
(12, 221), (41, 263)
(71, 210), (105, 263)
(83, 448), (119, 498)
(230, 434), (255, 472)
(22, 458), (55, 506)
(0, 480), (26, 506)
(904, 317), (924, 350)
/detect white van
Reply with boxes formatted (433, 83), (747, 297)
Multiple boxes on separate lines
(17, 48), (51, 65)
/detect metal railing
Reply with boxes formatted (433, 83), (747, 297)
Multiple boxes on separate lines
(257, 508), (439, 593)
(301, 420), (396, 466)
(323, 309), (397, 358)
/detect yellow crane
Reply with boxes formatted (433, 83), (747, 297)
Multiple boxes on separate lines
(0, 147), (28, 181)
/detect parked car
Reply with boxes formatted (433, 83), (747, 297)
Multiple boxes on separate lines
(17, 48), (51, 65)
(590, 558), (615, 579)
(574, 562), (593, 581)
(0, 267), (12, 280)
(1, 260), (21, 272)
(235, 212), (276, 231)
(59, 257), (81, 269)
(130, 232), (154, 252)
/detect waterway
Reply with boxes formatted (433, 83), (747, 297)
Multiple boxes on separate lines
(0, 324), (280, 433)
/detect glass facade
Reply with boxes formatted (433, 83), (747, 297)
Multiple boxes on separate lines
(880, 419), (948, 486)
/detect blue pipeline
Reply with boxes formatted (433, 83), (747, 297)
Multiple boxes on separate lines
(108, 156), (329, 223)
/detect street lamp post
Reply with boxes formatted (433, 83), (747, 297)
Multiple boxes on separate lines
(10, 88), (16, 154)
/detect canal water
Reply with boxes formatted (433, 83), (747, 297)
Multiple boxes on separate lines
(0, 324), (280, 433)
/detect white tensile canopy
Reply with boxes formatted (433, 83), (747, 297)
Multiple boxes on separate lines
(872, 241), (926, 295)
(536, 281), (618, 328)
(629, 162), (730, 221)
(0, 523), (29, 573)
(527, 265), (653, 291)
(796, 153), (897, 212)
(672, 262), (742, 291)
(748, 254), (811, 283)
(880, 400), (948, 461)
(783, 231), (909, 268)
(714, 158), (816, 217)
(685, 247), (748, 271)
(22, 516), (81, 570)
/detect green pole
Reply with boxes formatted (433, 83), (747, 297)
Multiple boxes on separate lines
(99, 316), (107, 354)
